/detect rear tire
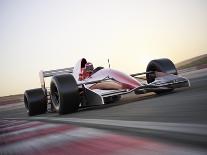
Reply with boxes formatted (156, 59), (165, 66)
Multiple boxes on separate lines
(50, 74), (80, 114)
(24, 88), (47, 116)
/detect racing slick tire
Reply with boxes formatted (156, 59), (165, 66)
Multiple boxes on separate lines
(146, 58), (177, 94)
(146, 58), (177, 83)
(24, 88), (47, 116)
(50, 74), (80, 114)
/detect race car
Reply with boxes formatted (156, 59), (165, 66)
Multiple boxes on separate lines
(24, 58), (190, 116)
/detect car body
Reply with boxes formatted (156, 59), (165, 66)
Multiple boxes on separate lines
(24, 58), (190, 116)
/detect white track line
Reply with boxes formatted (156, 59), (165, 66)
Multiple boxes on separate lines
(30, 117), (207, 136)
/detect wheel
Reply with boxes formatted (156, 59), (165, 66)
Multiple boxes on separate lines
(24, 88), (47, 116)
(146, 58), (177, 94)
(146, 58), (177, 83)
(50, 74), (80, 114)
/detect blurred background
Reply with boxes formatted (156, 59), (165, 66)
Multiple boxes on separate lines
(0, 0), (207, 96)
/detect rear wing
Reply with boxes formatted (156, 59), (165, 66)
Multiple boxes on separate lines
(39, 67), (74, 91)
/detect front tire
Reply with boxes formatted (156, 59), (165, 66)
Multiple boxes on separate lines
(50, 74), (80, 114)
(146, 58), (177, 94)
(146, 58), (177, 83)
(24, 88), (47, 116)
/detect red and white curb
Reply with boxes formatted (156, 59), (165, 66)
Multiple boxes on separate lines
(1, 119), (206, 155)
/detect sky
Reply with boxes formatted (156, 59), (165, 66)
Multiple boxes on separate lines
(0, 0), (207, 96)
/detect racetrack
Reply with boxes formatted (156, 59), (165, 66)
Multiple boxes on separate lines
(1, 68), (207, 154)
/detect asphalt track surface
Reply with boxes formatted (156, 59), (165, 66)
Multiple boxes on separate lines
(1, 68), (207, 154)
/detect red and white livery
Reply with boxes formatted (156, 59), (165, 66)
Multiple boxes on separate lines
(24, 58), (190, 116)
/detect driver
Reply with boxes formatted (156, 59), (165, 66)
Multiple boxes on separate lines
(79, 62), (94, 80)
(79, 61), (123, 90)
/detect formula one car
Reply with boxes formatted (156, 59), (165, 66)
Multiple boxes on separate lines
(24, 58), (190, 116)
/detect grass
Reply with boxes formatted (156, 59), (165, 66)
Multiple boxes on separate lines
(176, 54), (207, 69)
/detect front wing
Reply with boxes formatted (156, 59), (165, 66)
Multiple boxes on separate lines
(81, 74), (190, 106)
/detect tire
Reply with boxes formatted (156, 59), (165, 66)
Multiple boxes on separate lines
(24, 88), (47, 116)
(146, 58), (177, 83)
(50, 74), (80, 114)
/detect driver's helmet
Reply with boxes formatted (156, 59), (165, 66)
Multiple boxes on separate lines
(84, 62), (94, 73)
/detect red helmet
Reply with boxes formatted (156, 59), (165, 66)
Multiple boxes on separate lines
(84, 62), (94, 72)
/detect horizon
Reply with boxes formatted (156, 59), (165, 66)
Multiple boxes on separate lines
(1, 53), (206, 97)
(1, 0), (207, 96)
